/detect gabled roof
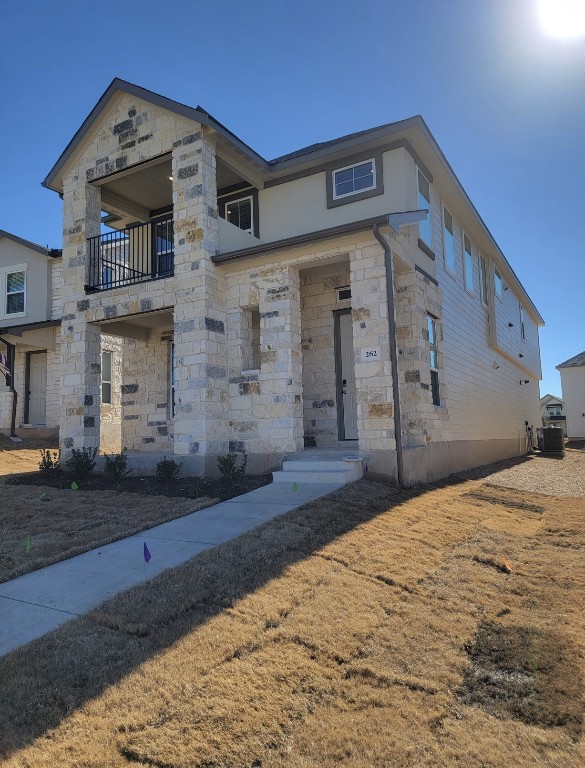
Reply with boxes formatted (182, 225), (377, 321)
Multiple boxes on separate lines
(0, 229), (48, 256)
(540, 393), (563, 405)
(42, 78), (544, 326)
(557, 351), (585, 369)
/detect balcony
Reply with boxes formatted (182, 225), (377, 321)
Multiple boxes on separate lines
(86, 217), (173, 293)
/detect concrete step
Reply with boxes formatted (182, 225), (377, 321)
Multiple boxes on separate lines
(272, 470), (351, 485)
(272, 456), (364, 486)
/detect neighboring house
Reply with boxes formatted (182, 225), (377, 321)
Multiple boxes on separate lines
(0, 229), (122, 450)
(539, 393), (567, 434)
(41, 78), (543, 482)
(0, 230), (61, 438)
(557, 352), (585, 440)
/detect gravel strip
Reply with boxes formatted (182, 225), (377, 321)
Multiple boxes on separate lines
(449, 448), (585, 497)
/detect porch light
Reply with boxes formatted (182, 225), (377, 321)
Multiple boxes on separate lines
(168, 175), (173, 181)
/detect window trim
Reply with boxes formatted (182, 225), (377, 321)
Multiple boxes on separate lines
(519, 303), (525, 341)
(442, 206), (456, 276)
(462, 232), (474, 295)
(417, 167), (433, 250)
(0, 263), (27, 320)
(427, 314), (440, 407)
(101, 350), (112, 405)
(326, 149), (384, 209)
(479, 255), (488, 307)
(218, 187), (259, 238)
(332, 158), (376, 201)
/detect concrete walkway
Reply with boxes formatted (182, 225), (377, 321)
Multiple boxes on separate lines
(0, 481), (342, 658)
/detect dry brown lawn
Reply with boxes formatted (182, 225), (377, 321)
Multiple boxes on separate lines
(0, 440), (217, 583)
(1, 452), (584, 767)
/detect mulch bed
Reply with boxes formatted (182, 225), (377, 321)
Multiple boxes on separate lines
(6, 471), (272, 501)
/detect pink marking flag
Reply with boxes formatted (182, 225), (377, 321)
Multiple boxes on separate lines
(144, 542), (152, 563)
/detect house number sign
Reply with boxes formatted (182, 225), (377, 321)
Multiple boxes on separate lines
(361, 347), (380, 362)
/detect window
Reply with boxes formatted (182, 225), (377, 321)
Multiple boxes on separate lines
(427, 315), (440, 406)
(1, 266), (27, 318)
(519, 303), (525, 341)
(226, 196), (253, 233)
(101, 351), (112, 404)
(333, 160), (375, 199)
(169, 342), (175, 418)
(494, 268), (503, 298)
(463, 234), (474, 293)
(242, 307), (261, 371)
(479, 255), (488, 305)
(417, 169), (432, 247)
(443, 207), (456, 273)
(154, 217), (174, 276)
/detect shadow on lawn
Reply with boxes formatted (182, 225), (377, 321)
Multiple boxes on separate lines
(0, 478), (430, 759)
(0, 452), (535, 759)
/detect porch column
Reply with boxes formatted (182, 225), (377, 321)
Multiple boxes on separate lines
(59, 179), (102, 455)
(256, 265), (303, 453)
(349, 243), (395, 452)
(171, 129), (228, 466)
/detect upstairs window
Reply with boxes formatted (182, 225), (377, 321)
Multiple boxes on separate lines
(494, 268), (503, 297)
(463, 233), (474, 293)
(519, 303), (525, 341)
(333, 160), (375, 199)
(6, 270), (25, 315)
(417, 169), (432, 247)
(0, 265), (27, 319)
(226, 196), (253, 233)
(101, 351), (112, 404)
(443, 207), (456, 273)
(479, 255), (488, 305)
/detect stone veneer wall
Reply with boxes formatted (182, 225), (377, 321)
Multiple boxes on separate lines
(119, 328), (174, 452)
(99, 334), (123, 454)
(395, 268), (449, 447)
(300, 264), (351, 448)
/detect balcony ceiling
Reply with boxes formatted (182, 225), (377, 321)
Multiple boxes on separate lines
(100, 159), (173, 225)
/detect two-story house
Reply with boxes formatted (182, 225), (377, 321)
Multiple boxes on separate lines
(539, 393), (566, 434)
(0, 230), (62, 438)
(41, 78), (543, 483)
(557, 352), (585, 440)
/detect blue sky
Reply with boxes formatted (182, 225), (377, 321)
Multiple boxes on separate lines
(1, 0), (583, 396)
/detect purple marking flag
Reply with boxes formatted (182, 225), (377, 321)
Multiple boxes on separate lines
(143, 542), (152, 563)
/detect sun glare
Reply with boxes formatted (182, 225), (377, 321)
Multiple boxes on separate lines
(539, 0), (585, 37)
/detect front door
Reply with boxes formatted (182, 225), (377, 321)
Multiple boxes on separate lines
(28, 352), (47, 426)
(337, 311), (358, 440)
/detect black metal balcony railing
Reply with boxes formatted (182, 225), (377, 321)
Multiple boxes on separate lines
(86, 217), (174, 292)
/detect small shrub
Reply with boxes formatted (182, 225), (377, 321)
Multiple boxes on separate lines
(156, 456), (182, 482)
(39, 448), (61, 476)
(104, 448), (131, 482)
(217, 451), (248, 484)
(191, 475), (207, 499)
(65, 447), (98, 479)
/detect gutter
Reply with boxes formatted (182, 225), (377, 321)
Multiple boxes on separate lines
(212, 215), (392, 264)
(0, 336), (18, 437)
(372, 223), (408, 490)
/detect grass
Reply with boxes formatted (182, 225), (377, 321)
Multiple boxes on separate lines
(1, 464), (584, 766)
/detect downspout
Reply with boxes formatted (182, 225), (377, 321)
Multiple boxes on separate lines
(372, 225), (408, 489)
(0, 336), (18, 438)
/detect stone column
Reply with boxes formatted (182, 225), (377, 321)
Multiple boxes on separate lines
(171, 129), (227, 468)
(59, 179), (102, 455)
(255, 265), (303, 453)
(349, 242), (395, 453)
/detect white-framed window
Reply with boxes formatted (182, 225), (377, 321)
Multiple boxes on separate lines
(519, 303), (525, 341)
(417, 169), (432, 247)
(494, 268), (503, 298)
(226, 196), (253, 233)
(443, 207), (456, 273)
(0, 264), (27, 319)
(427, 315), (440, 406)
(479, 255), (488, 306)
(463, 233), (474, 293)
(332, 159), (376, 200)
(101, 350), (112, 404)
